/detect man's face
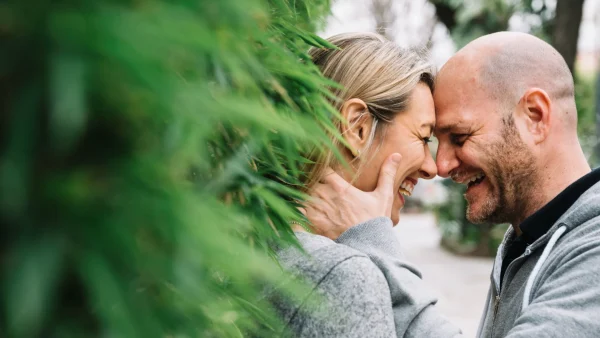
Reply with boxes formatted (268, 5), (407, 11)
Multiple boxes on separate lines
(433, 73), (536, 224)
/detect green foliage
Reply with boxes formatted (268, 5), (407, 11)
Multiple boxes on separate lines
(1, 0), (336, 336)
(453, 1), (514, 47)
(430, 0), (514, 48)
(575, 72), (599, 165)
(520, 0), (555, 40)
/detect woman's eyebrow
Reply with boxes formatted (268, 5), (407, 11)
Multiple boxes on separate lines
(421, 122), (435, 135)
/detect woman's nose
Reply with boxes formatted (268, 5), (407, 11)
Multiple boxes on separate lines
(419, 147), (437, 179)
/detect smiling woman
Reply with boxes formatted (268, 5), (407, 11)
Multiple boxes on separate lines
(304, 32), (438, 224)
(272, 32), (441, 337)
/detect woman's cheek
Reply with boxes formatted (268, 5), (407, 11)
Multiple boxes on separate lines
(402, 145), (422, 172)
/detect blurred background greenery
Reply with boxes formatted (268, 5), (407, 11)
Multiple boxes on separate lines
(1, 0), (598, 337)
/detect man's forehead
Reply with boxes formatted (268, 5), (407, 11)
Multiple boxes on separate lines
(434, 111), (471, 135)
(434, 89), (488, 134)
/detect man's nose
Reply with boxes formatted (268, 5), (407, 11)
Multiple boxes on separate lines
(436, 144), (459, 178)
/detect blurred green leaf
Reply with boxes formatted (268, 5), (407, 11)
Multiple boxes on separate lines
(1, 0), (337, 336)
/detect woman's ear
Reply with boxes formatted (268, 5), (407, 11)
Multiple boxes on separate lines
(340, 98), (373, 157)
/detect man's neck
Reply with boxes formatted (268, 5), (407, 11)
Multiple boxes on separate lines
(511, 147), (591, 230)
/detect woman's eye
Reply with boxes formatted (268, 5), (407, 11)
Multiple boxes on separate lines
(450, 134), (468, 145)
(423, 137), (432, 144)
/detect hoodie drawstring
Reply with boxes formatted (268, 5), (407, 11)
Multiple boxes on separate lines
(522, 225), (567, 311)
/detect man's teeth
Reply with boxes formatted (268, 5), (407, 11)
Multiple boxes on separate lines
(399, 181), (414, 196)
(467, 173), (485, 184)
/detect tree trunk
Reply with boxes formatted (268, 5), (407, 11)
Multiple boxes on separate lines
(551, 0), (585, 73)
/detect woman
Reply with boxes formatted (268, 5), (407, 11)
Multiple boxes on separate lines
(273, 33), (458, 337)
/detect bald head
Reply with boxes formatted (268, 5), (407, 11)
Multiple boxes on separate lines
(438, 32), (576, 127)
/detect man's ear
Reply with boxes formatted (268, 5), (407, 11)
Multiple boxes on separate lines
(518, 88), (551, 144)
(340, 98), (373, 157)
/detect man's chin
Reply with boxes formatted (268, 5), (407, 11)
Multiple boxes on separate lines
(466, 202), (495, 224)
(466, 211), (487, 224)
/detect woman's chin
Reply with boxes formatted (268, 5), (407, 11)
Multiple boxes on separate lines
(391, 212), (400, 226)
(391, 195), (404, 225)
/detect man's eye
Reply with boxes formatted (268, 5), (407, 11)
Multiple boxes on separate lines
(450, 134), (468, 145)
(423, 137), (432, 144)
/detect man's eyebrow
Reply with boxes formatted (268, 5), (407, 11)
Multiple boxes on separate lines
(433, 124), (458, 136)
(434, 123), (473, 137)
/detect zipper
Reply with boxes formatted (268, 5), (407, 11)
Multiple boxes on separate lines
(493, 295), (501, 319)
(491, 250), (524, 335)
(490, 245), (533, 336)
(490, 293), (501, 336)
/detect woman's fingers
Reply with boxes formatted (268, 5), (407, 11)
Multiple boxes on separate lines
(319, 167), (351, 192)
(375, 153), (402, 199)
(303, 156), (402, 239)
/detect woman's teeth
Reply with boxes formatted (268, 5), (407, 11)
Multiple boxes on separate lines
(399, 181), (414, 196)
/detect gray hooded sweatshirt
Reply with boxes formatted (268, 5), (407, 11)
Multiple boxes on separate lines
(275, 180), (600, 337)
(477, 179), (600, 337)
(274, 218), (460, 337)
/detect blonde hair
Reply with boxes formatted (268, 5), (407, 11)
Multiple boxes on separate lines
(304, 32), (435, 189)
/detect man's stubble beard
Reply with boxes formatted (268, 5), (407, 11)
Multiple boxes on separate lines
(466, 116), (537, 225)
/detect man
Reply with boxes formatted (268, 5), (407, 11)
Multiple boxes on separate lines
(304, 32), (600, 337)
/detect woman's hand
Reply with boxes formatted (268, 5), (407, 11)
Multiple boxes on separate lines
(302, 153), (402, 240)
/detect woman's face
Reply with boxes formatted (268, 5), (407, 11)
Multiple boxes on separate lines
(354, 83), (437, 224)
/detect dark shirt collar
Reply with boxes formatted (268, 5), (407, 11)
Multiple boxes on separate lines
(519, 167), (600, 244)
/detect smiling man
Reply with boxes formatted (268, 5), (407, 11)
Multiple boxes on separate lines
(303, 31), (600, 337)
(434, 32), (587, 228)
(433, 31), (600, 337)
